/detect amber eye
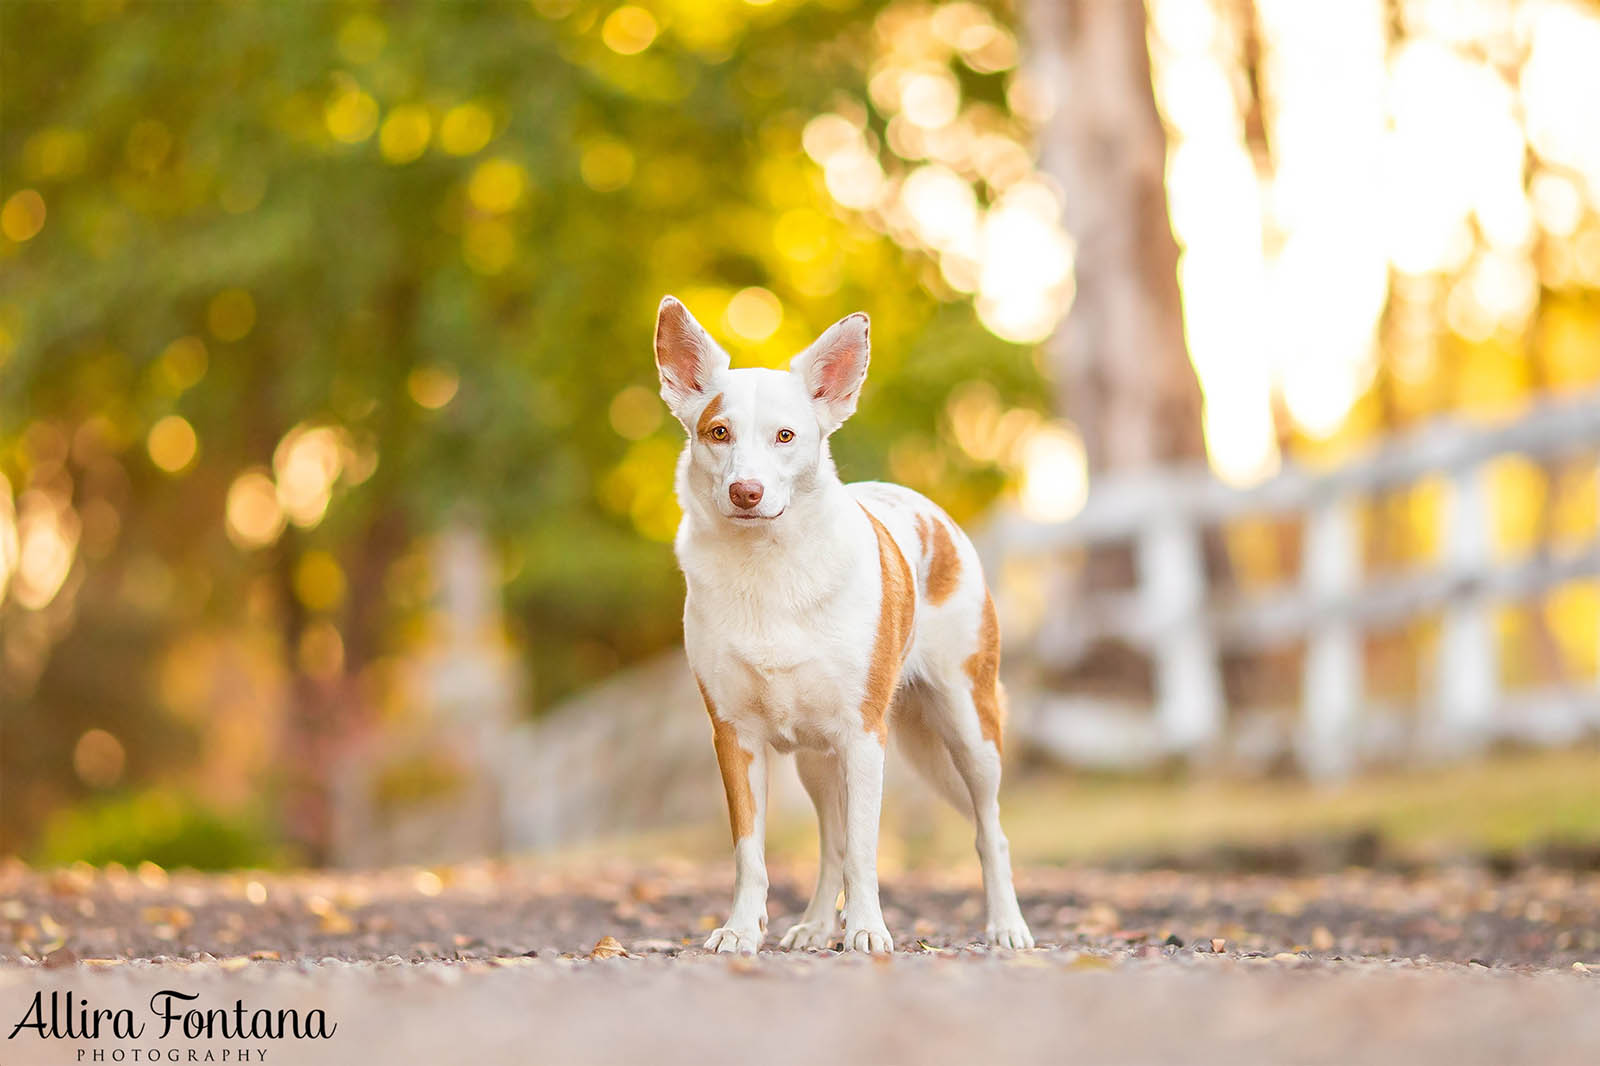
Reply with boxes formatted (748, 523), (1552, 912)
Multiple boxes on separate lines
(710, 425), (729, 441)
(776, 428), (795, 443)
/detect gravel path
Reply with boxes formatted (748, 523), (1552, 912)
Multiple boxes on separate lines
(3, 859), (1598, 1064)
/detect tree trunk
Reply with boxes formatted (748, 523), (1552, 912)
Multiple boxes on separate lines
(1026, 0), (1205, 471)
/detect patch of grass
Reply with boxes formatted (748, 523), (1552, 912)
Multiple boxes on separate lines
(582, 747), (1600, 871)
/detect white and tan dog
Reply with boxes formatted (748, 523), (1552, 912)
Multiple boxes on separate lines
(655, 295), (1033, 954)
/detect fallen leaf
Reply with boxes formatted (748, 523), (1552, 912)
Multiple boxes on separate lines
(1066, 953), (1115, 971)
(1210, 938), (1227, 953)
(590, 935), (626, 960)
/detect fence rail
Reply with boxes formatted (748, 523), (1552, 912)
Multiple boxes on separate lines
(981, 386), (1600, 779)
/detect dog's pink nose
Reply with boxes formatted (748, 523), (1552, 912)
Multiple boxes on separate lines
(729, 480), (765, 510)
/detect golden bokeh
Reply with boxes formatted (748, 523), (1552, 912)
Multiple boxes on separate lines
(724, 286), (783, 343)
(293, 550), (347, 613)
(468, 157), (527, 213)
(579, 138), (635, 192)
(224, 469), (285, 550)
(157, 336), (209, 392)
(207, 288), (256, 342)
(462, 219), (516, 274)
(324, 79), (379, 144)
(407, 365), (460, 409)
(1, 189), (47, 242)
(601, 5), (658, 55)
(439, 103), (494, 156)
(379, 105), (432, 164)
(73, 728), (126, 789)
(298, 620), (346, 679)
(146, 414), (198, 474)
(608, 385), (663, 441)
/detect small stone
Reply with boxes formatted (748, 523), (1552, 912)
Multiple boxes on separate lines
(1572, 962), (1588, 973)
(1210, 938), (1226, 954)
(1164, 934), (1184, 948)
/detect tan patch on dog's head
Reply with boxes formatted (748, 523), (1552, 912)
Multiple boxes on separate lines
(915, 513), (962, 606)
(695, 393), (727, 445)
(963, 592), (1004, 753)
(696, 677), (755, 843)
(860, 506), (915, 742)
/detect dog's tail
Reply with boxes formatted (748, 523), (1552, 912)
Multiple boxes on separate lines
(891, 684), (974, 820)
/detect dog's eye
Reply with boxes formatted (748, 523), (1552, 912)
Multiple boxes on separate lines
(776, 429), (794, 443)
(710, 425), (729, 441)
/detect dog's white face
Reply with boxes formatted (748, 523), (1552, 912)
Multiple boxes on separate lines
(654, 296), (869, 525)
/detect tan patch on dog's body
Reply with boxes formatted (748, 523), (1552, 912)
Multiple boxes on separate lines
(696, 393), (726, 444)
(859, 506), (915, 742)
(964, 592), (1004, 752)
(915, 513), (962, 606)
(696, 677), (755, 843)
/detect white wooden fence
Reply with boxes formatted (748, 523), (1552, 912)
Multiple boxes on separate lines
(982, 387), (1600, 779)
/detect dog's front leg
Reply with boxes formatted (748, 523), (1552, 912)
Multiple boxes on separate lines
(704, 716), (769, 954)
(839, 736), (893, 953)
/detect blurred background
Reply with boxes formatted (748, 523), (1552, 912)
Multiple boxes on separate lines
(2, 0), (1598, 875)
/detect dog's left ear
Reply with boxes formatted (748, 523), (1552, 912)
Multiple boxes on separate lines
(791, 312), (870, 434)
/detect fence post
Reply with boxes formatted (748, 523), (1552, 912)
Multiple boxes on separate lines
(1138, 514), (1224, 754)
(1434, 463), (1497, 752)
(1299, 497), (1362, 779)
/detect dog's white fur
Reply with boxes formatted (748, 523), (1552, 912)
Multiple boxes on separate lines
(655, 295), (1032, 954)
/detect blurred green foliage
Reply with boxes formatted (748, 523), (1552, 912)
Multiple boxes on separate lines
(33, 789), (286, 870)
(0, 0), (1041, 856)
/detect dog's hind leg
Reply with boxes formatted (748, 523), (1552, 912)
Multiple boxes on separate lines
(909, 595), (1033, 949)
(778, 749), (845, 951)
(918, 675), (1033, 948)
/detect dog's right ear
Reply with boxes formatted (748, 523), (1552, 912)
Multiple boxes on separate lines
(655, 296), (730, 420)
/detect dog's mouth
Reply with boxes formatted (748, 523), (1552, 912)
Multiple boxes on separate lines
(729, 508), (785, 522)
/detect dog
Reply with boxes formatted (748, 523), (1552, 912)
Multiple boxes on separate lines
(654, 295), (1033, 954)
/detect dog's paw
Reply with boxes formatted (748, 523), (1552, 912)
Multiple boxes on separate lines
(984, 920), (1035, 950)
(703, 925), (763, 955)
(843, 923), (894, 954)
(778, 919), (839, 952)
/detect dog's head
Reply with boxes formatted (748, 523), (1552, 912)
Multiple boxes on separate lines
(654, 295), (869, 524)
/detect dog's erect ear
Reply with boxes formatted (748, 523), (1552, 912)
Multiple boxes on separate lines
(655, 296), (730, 417)
(791, 312), (870, 434)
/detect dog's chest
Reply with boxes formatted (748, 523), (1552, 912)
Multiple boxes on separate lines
(684, 581), (870, 746)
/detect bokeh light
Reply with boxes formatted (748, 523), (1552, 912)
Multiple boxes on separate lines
(407, 366), (460, 410)
(1, 189), (47, 242)
(146, 415), (198, 474)
(225, 469), (286, 550)
(724, 287), (783, 343)
(601, 6), (658, 55)
(207, 289), (256, 343)
(72, 729), (127, 789)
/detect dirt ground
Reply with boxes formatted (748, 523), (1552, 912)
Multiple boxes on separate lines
(3, 858), (1598, 1064)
